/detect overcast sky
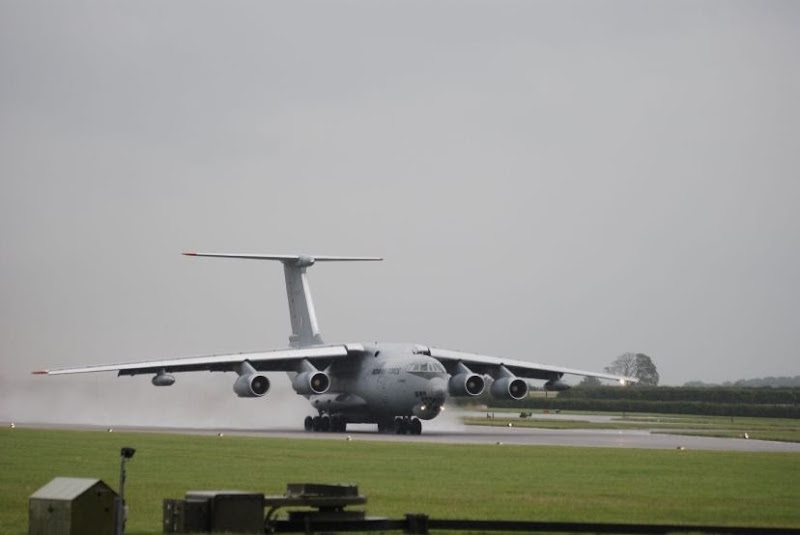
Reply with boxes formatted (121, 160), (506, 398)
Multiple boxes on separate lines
(2, 1), (798, 426)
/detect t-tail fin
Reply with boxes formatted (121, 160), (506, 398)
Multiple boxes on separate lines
(183, 253), (382, 347)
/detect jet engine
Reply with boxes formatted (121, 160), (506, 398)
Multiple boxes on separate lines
(448, 372), (486, 397)
(292, 371), (331, 396)
(490, 376), (529, 400)
(233, 373), (271, 397)
(544, 379), (571, 391)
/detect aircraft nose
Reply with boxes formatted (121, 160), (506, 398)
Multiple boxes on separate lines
(427, 377), (447, 401)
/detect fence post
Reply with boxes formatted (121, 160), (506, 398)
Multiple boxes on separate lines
(404, 513), (429, 535)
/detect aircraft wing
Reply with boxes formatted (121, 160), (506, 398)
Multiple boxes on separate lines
(428, 347), (635, 384)
(33, 344), (364, 377)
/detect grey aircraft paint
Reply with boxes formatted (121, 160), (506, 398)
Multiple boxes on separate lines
(34, 253), (632, 435)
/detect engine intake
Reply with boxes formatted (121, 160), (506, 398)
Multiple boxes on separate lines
(490, 376), (529, 400)
(233, 373), (270, 397)
(448, 372), (486, 397)
(292, 371), (331, 396)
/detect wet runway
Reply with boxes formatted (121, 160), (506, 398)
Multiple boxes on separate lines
(8, 421), (800, 453)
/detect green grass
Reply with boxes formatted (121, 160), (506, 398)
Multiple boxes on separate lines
(658, 430), (800, 442)
(465, 411), (800, 443)
(2, 428), (799, 534)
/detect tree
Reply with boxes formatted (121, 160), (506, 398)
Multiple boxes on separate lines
(604, 353), (660, 386)
(576, 375), (602, 388)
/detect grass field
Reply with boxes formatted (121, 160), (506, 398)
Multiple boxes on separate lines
(464, 410), (800, 443)
(2, 427), (799, 534)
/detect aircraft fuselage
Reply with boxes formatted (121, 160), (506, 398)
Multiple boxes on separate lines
(305, 343), (448, 432)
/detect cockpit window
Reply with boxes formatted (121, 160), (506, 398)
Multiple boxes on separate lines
(407, 360), (447, 374)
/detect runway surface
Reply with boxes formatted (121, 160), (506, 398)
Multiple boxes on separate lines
(7, 421), (800, 452)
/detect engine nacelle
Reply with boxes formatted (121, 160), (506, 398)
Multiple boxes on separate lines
(448, 372), (486, 397)
(233, 373), (270, 398)
(544, 379), (571, 391)
(292, 371), (331, 396)
(152, 373), (175, 387)
(490, 376), (529, 400)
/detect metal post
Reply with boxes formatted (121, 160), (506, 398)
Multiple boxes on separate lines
(119, 454), (126, 502)
(116, 447), (135, 535)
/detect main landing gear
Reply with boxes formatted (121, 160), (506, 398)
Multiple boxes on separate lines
(378, 416), (422, 435)
(304, 414), (347, 433)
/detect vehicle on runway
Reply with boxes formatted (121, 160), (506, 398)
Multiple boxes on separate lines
(35, 253), (633, 435)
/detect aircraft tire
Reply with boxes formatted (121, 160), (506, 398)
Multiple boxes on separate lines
(334, 416), (347, 433)
(395, 417), (407, 435)
(321, 415), (331, 432)
(312, 416), (321, 432)
(410, 417), (422, 435)
(330, 415), (343, 433)
(304, 416), (313, 431)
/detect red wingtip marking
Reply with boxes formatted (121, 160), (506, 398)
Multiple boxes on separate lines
(32, 370), (48, 375)
(182, 252), (197, 256)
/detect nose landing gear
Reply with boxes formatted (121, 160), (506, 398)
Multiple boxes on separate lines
(377, 416), (422, 435)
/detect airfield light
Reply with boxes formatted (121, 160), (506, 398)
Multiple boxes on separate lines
(116, 447), (136, 535)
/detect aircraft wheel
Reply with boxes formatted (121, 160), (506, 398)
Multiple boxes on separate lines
(321, 415), (331, 432)
(377, 420), (391, 433)
(334, 416), (347, 433)
(330, 415), (344, 433)
(304, 416), (313, 431)
(312, 416), (321, 432)
(410, 417), (422, 435)
(395, 417), (407, 435)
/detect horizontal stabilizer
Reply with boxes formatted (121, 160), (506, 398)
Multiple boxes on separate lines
(183, 253), (382, 264)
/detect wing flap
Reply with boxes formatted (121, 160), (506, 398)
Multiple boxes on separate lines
(34, 344), (363, 377)
(429, 347), (635, 383)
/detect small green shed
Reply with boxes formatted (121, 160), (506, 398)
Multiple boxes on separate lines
(29, 477), (118, 535)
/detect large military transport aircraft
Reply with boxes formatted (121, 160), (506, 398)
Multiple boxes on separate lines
(35, 253), (633, 435)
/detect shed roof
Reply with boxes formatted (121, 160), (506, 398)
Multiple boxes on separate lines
(30, 477), (115, 500)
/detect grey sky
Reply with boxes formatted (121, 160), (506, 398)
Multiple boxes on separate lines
(1, 1), (798, 424)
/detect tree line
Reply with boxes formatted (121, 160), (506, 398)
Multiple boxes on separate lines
(684, 376), (800, 388)
(562, 385), (799, 404)
(517, 397), (800, 418)
(476, 386), (800, 418)
(461, 353), (800, 418)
